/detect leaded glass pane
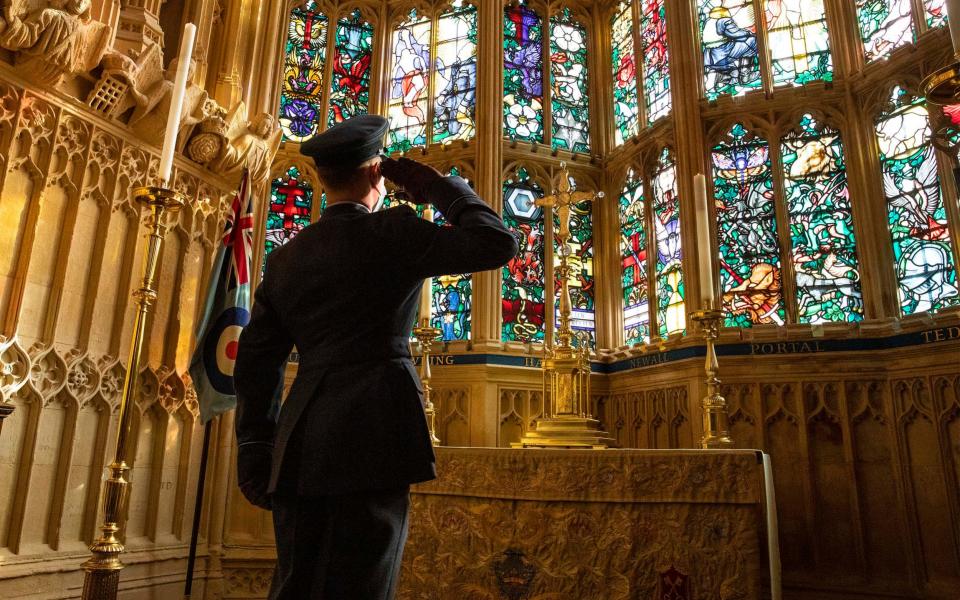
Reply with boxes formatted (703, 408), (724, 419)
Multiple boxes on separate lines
(554, 179), (595, 345)
(766, 0), (832, 86)
(620, 174), (650, 345)
(925, 0), (946, 28)
(265, 166), (313, 265)
(612, 2), (640, 145)
(502, 169), (546, 342)
(504, 5), (544, 143)
(431, 167), (472, 341)
(876, 88), (960, 314)
(712, 124), (785, 327)
(653, 149), (686, 337)
(640, 0), (672, 123)
(699, 0), (761, 100)
(856, 0), (914, 62)
(279, 1), (327, 142)
(781, 115), (864, 323)
(550, 9), (590, 152)
(388, 11), (431, 153)
(434, 3), (478, 145)
(327, 10), (373, 127)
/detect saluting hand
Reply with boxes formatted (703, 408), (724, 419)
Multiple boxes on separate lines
(380, 156), (443, 203)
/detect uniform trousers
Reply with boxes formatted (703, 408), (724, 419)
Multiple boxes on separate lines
(268, 485), (410, 599)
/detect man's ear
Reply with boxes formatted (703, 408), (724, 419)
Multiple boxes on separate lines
(369, 161), (383, 186)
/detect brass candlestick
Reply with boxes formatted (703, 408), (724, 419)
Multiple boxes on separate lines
(516, 163), (614, 448)
(691, 307), (734, 449)
(413, 320), (441, 447)
(81, 187), (184, 599)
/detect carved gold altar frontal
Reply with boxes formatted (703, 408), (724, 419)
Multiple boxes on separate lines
(398, 448), (767, 600)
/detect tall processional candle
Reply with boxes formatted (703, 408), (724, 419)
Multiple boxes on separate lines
(694, 173), (715, 308)
(950, 0), (960, 57)
(419, 205), (434, 324)
(158, 23), (197, 187)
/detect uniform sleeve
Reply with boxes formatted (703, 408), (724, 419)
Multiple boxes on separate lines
(234, 260), (294, 449)
(400, 176), (519, 279)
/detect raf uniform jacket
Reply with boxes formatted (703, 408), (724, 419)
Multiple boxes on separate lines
(234, 177), (518, 496)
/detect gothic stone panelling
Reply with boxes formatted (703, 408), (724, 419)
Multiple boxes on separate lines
(498, 387), (544, 447)
(0, 79), (232, 589)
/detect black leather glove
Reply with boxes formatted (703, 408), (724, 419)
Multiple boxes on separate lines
(237, 443), (272, 510)
(380, 156), (443, 203)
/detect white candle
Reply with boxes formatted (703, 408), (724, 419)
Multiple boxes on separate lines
(948, 0), (960, 57)
(158, 23), (197, 187)
(419, 205), (434, 325)
(762, 453), (783, 600)
(693, 173), (715, 308)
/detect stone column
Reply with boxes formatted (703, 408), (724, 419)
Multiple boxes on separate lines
(471, 0), (505, 351)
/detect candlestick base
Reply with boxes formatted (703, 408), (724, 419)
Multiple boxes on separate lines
(413, 323), (442, 447)
(691, 308), (735, 450)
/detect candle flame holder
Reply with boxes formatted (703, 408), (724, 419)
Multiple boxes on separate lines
(413, 320), (442, 447)
(691, 306), (734, 449)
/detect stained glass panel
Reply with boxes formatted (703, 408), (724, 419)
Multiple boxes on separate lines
(502, 169), (546, 343)
(434, 3), (478, 145)
(550, 9), (590, 152)
(431, 167), (472, 341)
(653, 149), (685, 337)
(877, 88), (959, 314)
(698, 0), (761, 100)
(766, 0), (832, 86)
(781, 115), (863, 323)
(612, 2), (640, 145)
(327, 10), (373, 127)
(712, 124), (784, 327)
(265, 166), (313, 263)
(504, 5), (544, 143)
(279, 1), (327, 142)
(640, 0), (672, 123)
(620, 174), (650, 344)
(856, 0), (914, 62)
(925, 0), (946, 28)
(388, 11), (431, 153)
(554, 180), (595, 344)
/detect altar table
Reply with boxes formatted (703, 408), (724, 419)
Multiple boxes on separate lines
(397, 447), (770, 600)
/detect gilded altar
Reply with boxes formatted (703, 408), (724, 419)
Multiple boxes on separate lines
(398, 447), (770, 600)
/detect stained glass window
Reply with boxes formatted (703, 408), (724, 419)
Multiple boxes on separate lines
(612, 2), (640, 145)
(265, 166), (313, 262)
(279, 1), (327, 142)
(640, 0), (672, 123)
(781, 115), (864, 323)
(433, 4), (478, 144)
(431, 167), (472, 341)
(504, 4), (544, 144)
(876, 87), (959, 314)
(554, 178), (595, 343)
(925, 0), (947, 27)
(652, 149), (685, 337)
(766, 0), (832, 86)
(620, 174), (650, 344)
(856, 0), (914, 61)
(712, 124), (785, 327)
(387, 10), (431, 152)
(699, 0), (761, 100)
(327, 10), (374, 127)
(502, 168), (546, 343)
(550, 9), (590, 152)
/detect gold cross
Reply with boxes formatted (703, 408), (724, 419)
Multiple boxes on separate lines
(535, 162), (603, 243)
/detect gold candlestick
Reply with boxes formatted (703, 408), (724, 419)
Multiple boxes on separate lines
(413, 320), (441, 447)
(81, 186), (184, 600)
(691, 307), (734, 449)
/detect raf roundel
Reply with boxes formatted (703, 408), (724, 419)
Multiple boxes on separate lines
(203, 306), (251, 395)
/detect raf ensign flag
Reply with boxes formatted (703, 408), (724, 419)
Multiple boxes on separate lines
(190, 171), (254, 423)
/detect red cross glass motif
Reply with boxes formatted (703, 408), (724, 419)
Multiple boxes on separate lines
(272, 176), (310, 231)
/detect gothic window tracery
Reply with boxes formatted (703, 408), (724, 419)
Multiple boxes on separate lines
(856, 0), (946, 62)
(265, 165), (315, 265)
(619, 172), (650, 344)
(502, 167), (547, 343)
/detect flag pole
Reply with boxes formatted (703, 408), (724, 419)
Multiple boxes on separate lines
(183, 418), (214, 599)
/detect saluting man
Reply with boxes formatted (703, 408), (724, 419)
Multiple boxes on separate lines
(233, 114), (517, 599)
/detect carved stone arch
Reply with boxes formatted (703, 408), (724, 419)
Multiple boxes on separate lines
(388, 0), (437, 26)
(774, 105), (846, 138)
(863, 78), (924, 121)
(547, 0), (592, 27)
(558, 164), (600, 193)
(932, 374), (960, 421)
(335, 1), (380, 26)
(137, 366), (161, 413)
(705, 115), (776, 150)
(28, 346), (69, 405)
(0, 337), (32, 402)
(642, 142), (677, 181)
(157, 367), (186, 415)
(502, 160), (550, 191)
(66, 353), (101, 409)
